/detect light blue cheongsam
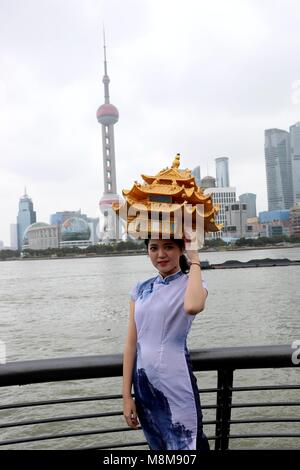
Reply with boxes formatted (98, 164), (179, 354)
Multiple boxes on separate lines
(130, 269), (210, 451)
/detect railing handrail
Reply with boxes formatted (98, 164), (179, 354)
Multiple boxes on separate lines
(0, 344), (297, 387)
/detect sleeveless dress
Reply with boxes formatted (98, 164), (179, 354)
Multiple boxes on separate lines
(130, 269), (210, 451)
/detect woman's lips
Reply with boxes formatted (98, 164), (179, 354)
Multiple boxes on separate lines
(158, 260), (169, 266)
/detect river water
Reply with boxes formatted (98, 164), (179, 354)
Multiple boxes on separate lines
(0, 247), (299, 449)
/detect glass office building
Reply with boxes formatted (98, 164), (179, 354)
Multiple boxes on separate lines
(17, 191), (36, 250)
(290, 122), (300, 205)
(264, 129), (294, 210)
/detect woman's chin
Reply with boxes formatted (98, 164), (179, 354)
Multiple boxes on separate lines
(157, 262), (169, 270)
(157, 264), (178, 276)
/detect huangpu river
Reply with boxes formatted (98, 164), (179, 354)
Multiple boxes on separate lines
(0, 247), (299, 449)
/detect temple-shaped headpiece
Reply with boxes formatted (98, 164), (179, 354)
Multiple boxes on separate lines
(112, 154), (223, 238)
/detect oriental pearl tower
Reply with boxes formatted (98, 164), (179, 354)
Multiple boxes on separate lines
(96, 33), (122, 241)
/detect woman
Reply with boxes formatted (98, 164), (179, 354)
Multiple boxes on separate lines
(122, 234), (210, 451)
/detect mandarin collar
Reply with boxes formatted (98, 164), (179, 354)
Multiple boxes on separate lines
(156, 269), (183, 285)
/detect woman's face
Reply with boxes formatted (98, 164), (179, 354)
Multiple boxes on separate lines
(147, 239), (182, 277)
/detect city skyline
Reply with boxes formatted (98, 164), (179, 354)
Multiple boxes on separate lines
(1, 0), (300, 245)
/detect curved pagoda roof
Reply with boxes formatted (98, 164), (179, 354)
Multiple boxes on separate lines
(113, 154), (223, 236)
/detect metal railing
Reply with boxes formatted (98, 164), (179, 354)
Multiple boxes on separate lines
(0, 345), (299, 450)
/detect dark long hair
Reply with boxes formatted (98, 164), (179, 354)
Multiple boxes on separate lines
(144, 239), (190, 273)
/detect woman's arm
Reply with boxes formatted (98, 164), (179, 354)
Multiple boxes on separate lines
(122, 300), (139, 429)
(184, 259), (208, 315)
(183, 229), (208, 315)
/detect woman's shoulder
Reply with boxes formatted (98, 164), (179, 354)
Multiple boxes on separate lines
(129, 275), (158, 301)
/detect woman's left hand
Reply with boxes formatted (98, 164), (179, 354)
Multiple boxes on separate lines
(183, 226), (200, 263)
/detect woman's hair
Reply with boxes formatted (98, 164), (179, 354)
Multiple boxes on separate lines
(144, 238), (190, 274)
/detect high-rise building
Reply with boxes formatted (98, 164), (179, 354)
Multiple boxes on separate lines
(96, 33), (121, 241)
(289, 122), (300, 205)
(50, 211), (82, 225)
(225, 202), (250, 240)
(10, 223), (18, 250)
(264, 129), (294, 210)
(191, 166), (201, 186)
(17, 189), (36, 250)
(289, 203), (300, 236)
(215, 157), (230, 187)
(200, 176), (216, 189)
(203, 187), (236, 238)
(239, 193), (257, 218)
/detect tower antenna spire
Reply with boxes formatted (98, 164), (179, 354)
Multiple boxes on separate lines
(103, 26), (108, 76)
(102, 26), (110, 104)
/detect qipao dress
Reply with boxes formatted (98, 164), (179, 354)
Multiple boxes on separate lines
(130, 269), (209, 451)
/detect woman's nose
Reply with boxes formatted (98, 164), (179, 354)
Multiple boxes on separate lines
(158, 248), (166, 258)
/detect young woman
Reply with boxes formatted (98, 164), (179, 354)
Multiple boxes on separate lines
(122, 235), (210, 451)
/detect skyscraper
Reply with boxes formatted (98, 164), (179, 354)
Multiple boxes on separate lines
(264, 129), (294, 210)
(239, 193), (257, 218)
(225, 202), (248, 240)
(215, 157), (230, 187)
(191, 166), (201, 187)
(96, 33), (121, 241)
(17, 189), (36, 250)
(290, 122), (300, 205)
(200, 175), (216, 189)
(203, 186), (236, 239)
(10, 224), (18, 250)
(50, 211), (82, 225)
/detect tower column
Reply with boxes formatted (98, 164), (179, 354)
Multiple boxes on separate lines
(101, 123), (117, 194)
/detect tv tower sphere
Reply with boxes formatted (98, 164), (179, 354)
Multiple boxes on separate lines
(96, 103), (119, 125)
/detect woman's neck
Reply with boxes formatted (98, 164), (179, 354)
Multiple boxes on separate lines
(158, 266), (181, 278)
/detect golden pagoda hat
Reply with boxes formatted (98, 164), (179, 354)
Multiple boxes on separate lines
(112, 154), (223, 240)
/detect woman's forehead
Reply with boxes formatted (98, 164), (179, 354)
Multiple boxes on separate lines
(148, 239), (177, 246)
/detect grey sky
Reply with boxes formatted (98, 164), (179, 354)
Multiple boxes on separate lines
(1, 0), (300, 245)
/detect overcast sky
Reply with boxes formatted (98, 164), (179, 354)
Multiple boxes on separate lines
(1, 0), (300, 245)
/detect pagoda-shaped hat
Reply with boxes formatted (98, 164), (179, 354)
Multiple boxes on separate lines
(112, 154), (222, 239)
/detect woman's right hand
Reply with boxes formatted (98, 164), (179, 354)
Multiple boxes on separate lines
(123, 396), (140, 429)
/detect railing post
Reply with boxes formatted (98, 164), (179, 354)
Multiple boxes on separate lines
(215, 368), (234, 450)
